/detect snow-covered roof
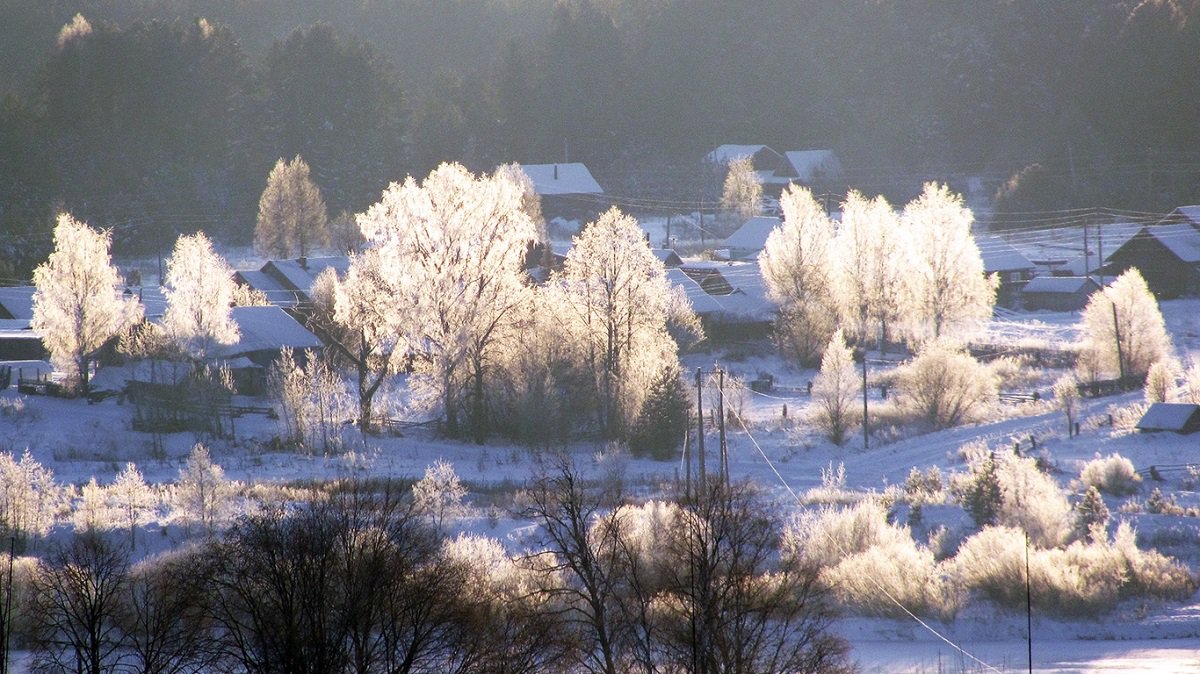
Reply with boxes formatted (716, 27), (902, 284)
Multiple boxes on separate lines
(723, 216), (781, 252)
(265, 257), (350, 291)
(519, 163), (604, 196)
(1144, 223), (1200, 263)
(706, 144), (773, 165)
(667, 268), (728, 315)
(1168, 205), (1200, 227)
(1136, 403), (1200, 433)
(977, 236), (1035, 273)
(783, 150), (842, 182)
(1022, 276), (1099, 295)
(671, 262), (774, 320)
(234, 269), (292, 304)
(213, 306), (322, 358)
(651, 249), (683, 267)
(135, 286), (167, 320)
(0, 286), (35, 320)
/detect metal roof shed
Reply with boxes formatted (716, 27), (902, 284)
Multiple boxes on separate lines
(1136, 403), (1200, 434)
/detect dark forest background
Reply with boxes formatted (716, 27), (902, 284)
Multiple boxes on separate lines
(3, 0), (1200, 273)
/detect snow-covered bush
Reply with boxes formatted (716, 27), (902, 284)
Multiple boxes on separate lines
(413, 459), (468, 532)
(1052, 374), (1081, 436)
(1143, 360), (1177, 404)
(1073, 486), (1110, 541)
(810, 330), (860, 445)
(1078, 453), (1141, 496)
(898, 340), (998, 429)
(783, 498), (908, 569)
(903, 466), (946, 505)
(268, 348), (353, 454)
(952, 522), (1195, 616)
(996, 454), (1072, 548)
(819, 532), (961, 621)
(802, 461), (858, 505)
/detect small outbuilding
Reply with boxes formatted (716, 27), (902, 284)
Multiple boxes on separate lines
(1020, 276), (1100, 312)
(1136, 403), (1200, 434)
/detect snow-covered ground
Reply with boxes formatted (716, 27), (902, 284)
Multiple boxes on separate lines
(5, 300), (1200, 671)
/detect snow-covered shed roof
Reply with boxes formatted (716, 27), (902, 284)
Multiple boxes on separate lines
(783, 150), (842, 182)
(1136, 403), (1200, 434)
(652, 249), (683, 267)
(977, 236), (1035, 273)
(265, 257), (350, 291)
(519, 163), (604, 196)
(213, 306), (322, 359)
(706, 145), (774, 165)
(1021, 276), (1099, 295)
(1143, 223), (1200, 263)
(0, 286), (35, 320)
(723, 216), (781, 252)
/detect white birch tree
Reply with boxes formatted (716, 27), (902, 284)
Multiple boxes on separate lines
(812, 329), (860, 446)
(161, 232), (239, 360)
(832, 192), (907, 349)
(553, 207), (690, 436)
(0, 451), (63, 540)
(1078, 269), (1172, 382)
(351, 162), (540, 440)
(412, 459), (467, 532)
(255, 155), (329, 259)
(759, 184), (837, 364)
(902, 183), (997, 343)
(32, 213), (143, 393)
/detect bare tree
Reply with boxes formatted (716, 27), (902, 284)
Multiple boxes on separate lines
(174, 444), (233, 536)
(32, 213), (142, 394)
(27, 532), (130, 674)
(255, 155), (329, 259)
(117, 548), (218, 674)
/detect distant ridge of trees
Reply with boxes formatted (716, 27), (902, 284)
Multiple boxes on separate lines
(5, 0), (1200, 267)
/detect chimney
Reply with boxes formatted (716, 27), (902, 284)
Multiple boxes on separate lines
(554, 164), (559, 180)
(299, 256), (308, 270)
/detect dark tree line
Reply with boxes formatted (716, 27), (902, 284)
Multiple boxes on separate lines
(6, 0), (1200, 270)
(16, 474), (851, 674)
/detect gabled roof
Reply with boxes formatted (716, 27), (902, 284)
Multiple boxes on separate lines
(977, 236), (1035, 274)
(651, 249), (683, 267)
(706, 144), (777, 165)
(264, 257), (350, 292)
(1142, 223), (1200, 263)
(0, 286), (35, 320)
(667, 268), (728, 315)
(233, 270), (292, 304)
(1165, 205), (1200, 227)
(212, 306), (322, 358)
(1136, 403), (1200, 433)
(723, 216), (781, 252)
(1021, 276), (1100, 295)
(783, 150), (842, 182)
(519, 163), (604, 195)
(674, 262), (774, 320)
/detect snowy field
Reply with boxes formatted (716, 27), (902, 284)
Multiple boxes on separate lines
(5, 300), (1200, 672)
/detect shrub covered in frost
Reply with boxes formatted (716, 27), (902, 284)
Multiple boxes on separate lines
(1078, 453), (1141, 496)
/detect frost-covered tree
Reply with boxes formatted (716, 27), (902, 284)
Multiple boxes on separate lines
(268, 347), (352, 454)
(108, 462), (155, 548)
(255, 155), (328, 259)
(899, 339), (998, 429)
(832, 191), (906, 348)
(719, 156), (763, 226)
(1052, 374), (1081, 436)
(175, 444), (232, 535)
(161, 232), (239, 360)
(0, 451), (63, 540)
(1074, 486), (1110, 542)
(32, 213), (143, 393)
(1143, 360), (1176, 404)
(73, 477), (108, 533)
(812, 329), (860, 445)
(902, 183), (997, 342)
(554, 207), (693, 436)
(1184, 362), (1200, 404)
(961, 451), (1002, 528)
(1078, 269), (1172, 382)
(496, 162), (546, 238)
(759, 185), (837, 364)
(352, 163), (540, 440)
(412, 459), (467, 532)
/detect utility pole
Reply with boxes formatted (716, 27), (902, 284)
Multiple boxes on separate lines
(717, 368), (728, 491)
(861, 349), (869, 450)
(695, 367), (706, 489)
(1083, 220), (1090, 281)
(666, 215), (672, 249)
(1098, 223), (1105, 287)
